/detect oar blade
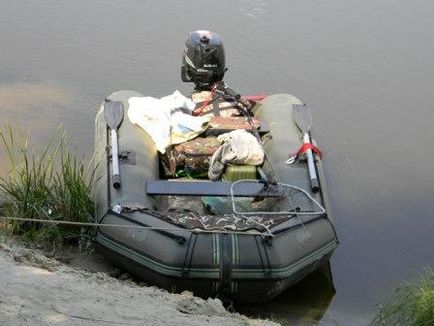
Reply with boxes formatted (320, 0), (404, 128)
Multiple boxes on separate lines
(104, 100), (124, 130)
(293, 103), (312, 133)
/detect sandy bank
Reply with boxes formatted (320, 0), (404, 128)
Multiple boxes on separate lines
(0, 242), (277, 326)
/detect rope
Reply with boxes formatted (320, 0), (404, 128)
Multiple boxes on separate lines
(0, 215), (272, 237)
(230, 180), (326, 216)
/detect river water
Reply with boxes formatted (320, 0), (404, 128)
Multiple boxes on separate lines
(1, 0), (434, 324)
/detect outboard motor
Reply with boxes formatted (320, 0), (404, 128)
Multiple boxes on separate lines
(181, 30), (227, 90)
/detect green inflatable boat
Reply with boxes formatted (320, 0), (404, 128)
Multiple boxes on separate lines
(93, 90), (338, 302)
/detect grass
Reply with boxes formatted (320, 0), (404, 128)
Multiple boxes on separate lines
(372, 269), (434, 326)
(0, 126), (97, 247)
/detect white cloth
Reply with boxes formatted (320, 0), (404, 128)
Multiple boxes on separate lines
(208, 129), (265, 181)
(127, 91), (209, 153)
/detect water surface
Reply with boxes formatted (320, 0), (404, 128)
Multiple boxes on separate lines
(1, 0), (434, 324)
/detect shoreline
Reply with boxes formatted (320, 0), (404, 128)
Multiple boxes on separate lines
(0, 239), (277, 326)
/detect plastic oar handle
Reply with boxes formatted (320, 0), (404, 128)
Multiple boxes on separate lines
(111, 129), (121, 189)
(112, 174), (121, 189)
(303, 133), (319, 193)
(104, 100), (124, 190)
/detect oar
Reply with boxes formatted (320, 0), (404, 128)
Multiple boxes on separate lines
(293, 103), (319, 193)
(104, 100), (124, 189)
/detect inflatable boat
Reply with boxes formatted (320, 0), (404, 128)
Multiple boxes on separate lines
(93, 90), (338, 302)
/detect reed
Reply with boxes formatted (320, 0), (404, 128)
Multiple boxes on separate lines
(0, 126), (96, 245)
(372, 269), (434, 326)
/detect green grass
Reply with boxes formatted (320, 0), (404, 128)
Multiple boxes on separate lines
(372, 270), (434, 326)
(0, 126), (97, 246)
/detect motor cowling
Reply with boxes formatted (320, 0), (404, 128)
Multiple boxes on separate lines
(181, 30), (227, 90)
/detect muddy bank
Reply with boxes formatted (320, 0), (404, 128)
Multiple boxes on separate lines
(0, 242), (276, 326)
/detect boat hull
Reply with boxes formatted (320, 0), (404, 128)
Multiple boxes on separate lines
(93, 90), (338, 302)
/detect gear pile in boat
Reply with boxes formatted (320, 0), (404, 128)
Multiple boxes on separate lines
(125, 81), (325, 233)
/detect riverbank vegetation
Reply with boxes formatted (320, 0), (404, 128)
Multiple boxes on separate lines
(0, 126), (96, 248)
(372, 269), (434, 326)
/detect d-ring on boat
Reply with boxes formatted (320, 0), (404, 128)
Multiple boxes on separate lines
(92, 31), (338, 303)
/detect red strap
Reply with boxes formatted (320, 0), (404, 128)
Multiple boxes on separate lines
(296, 143), (323, 159)
(192, 85), (218, 116)
(244, 95), (267, 101)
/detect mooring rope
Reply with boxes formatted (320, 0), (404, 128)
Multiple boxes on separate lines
(0, 215), (273, 237)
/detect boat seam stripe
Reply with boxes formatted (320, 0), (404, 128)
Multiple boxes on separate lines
(96, 232), (337, 279)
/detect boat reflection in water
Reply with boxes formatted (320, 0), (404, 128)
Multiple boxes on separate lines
(238, 263), (335, 323)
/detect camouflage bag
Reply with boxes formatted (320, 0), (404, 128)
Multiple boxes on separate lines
(162, 137), (221, 177)
(191, 91), (241, 118)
